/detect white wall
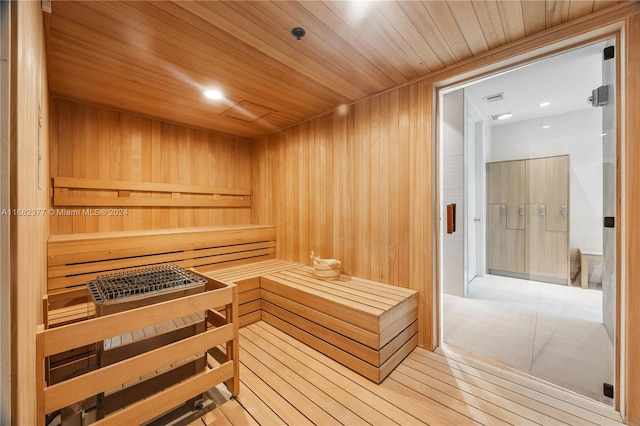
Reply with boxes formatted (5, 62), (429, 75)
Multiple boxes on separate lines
(488, 108), (603, 261)
(442, 90), (465, 296)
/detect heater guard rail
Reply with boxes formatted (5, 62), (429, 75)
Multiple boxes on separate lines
(36, 274), (239, 426)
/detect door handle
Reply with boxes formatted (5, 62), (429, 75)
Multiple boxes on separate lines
(446, 204), (456, 234)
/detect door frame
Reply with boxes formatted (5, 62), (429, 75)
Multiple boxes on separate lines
(434, 30), (625, 414)
(464, 96), (484, 286)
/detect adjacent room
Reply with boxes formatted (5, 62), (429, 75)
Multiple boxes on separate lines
(440, 41), (615, 403)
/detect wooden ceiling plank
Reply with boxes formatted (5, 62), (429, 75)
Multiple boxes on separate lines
(471, 1), (508, 50)
(374, 2), (444, 73)
(320, 1), (420, 81)
(48, 30), (312, 135)
(521, 1), (547, 37)
(178, 1), (367, 101)
(397, 2), (459, 67)
(568, 1), (596, 20)
(105, 1), (342, 114)
(497, 1), (527, 43)
(48, 1), (340, 134)
(592, 0), (619, 12)
(546, 0), (572, 27)
(422, 1), (474, 63)
(49, 58), (290, 139)
(225, 0), (386, 94)
(265, 1), (395, 92)
(447, 1), (490, 56)
(298, 1), (408, 86)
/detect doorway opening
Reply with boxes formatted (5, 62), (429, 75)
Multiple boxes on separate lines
(438, 39), (618, 406)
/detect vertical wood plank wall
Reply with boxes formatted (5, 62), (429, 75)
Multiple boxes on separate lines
(11, 1), (49, 424)
(49, 98), (253, 234)
(0, 0), (10, 421)
(625, 12), (640, 426)
(252, 81), (434, 347)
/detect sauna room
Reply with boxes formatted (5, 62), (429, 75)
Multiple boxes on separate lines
(2, 1), (640, 425)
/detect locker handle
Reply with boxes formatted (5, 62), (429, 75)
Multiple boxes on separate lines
(446, 204), (456, 234)
(539, 205), (546, 216)
(500, 205), (507, 216)
(561, 206), (567, 217)
(519, 205), (525, 216)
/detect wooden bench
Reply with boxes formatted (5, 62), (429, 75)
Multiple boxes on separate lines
(44, 225), (274, 388)
(45, 225), (276, 328)
(207, 261), (419, 383)
(206, 259), (299, 326)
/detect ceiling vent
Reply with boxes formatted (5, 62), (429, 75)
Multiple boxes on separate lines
(221, 101), (275, 122)
(483, 92), (504, 103)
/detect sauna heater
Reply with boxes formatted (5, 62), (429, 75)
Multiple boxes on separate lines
(88, 264), (208, 418)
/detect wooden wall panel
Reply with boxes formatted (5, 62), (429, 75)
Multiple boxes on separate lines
(49, 98), (253, 234)
(10, 1), (50, 423)
(0, 0), (10, 420)
(625, 11), (640, 426)
(252, 81), (433, 347)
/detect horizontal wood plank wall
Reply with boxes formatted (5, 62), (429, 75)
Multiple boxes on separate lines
(252, 81), (433, 347)
(49, 98), (253, 234)
(12, 1), (50, 424)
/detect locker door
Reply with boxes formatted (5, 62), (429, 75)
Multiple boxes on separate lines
(487, 204), (526, 274)
(487, 160), (526, 230)
(525, 203), (569, 282)
(526, 156), (569, 232)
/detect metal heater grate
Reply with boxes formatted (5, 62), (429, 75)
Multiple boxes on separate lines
(88, 264), (206, 304)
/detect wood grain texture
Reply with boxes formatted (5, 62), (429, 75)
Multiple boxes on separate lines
(44, 1), (623, 139)
(625, 10), (640, 425)
(49, 98), (252, 234)
(228, 321), (623, 426)
(11, 2), (49, 424)
(252, 80), (433, 347)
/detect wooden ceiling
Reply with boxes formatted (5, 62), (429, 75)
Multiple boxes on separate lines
(46, 1), (624, 139)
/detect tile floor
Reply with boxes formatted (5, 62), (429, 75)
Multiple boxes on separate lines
(443, 274), (614, 405)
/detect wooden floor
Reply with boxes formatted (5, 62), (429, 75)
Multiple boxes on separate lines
(185, 321), (624, 426)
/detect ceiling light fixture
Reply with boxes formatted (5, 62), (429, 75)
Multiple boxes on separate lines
(203, 89), (224, 100)
(542, 125), (551, 129)
(491, 112), (513, 121)
(539, 102), (551, 107)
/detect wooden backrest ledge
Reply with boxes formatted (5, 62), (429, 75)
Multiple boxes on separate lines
(48, 225), (274, 244)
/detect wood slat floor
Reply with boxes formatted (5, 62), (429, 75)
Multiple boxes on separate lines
(185, 321), (623, 426)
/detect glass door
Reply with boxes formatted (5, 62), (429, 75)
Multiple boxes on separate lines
(440, 40), (618, 405)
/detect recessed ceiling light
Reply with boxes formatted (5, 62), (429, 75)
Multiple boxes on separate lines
(539, 102), (551, 107)
(203, 89), (224, 100)
(497, 113), (513, 120)
(600, 132), (608, 137)
(542, 125), (551, 129)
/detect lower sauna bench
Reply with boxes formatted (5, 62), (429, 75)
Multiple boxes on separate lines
(260, 266), (419, 384)
(205, 259), (300, 326)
